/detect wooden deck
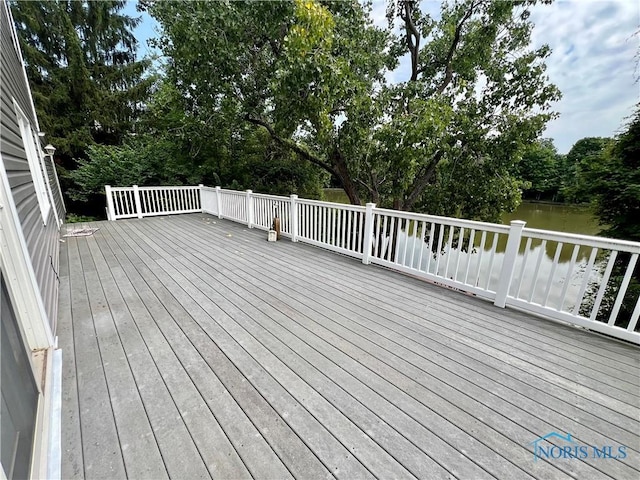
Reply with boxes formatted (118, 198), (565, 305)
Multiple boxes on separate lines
(58, 214), (640, 479)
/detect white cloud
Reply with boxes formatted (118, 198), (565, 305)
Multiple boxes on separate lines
(528, 0), (639, 152)
(373, 0), (638, 153)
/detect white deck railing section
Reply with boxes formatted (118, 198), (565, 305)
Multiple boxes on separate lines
(106, 184), (640, 344)
(105, 185), (201, 220)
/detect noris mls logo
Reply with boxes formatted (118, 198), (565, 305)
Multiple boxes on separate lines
(530, 432), (627, 461)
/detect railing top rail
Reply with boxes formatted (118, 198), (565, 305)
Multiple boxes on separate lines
(219, 188), (248, 196)
(251, 192), (291, 201)
(110, 185), (199, 191)
(372, 207), (510, 233)
(523, 227), (640, 253)
(298, 198), (366, 211)
(138, 185), (199, 191)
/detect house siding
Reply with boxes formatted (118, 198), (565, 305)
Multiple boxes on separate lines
(1, 2), (63, 334)
(45, 155), (66, 220)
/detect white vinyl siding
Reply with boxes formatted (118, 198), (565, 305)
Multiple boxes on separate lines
(14, 101), (51, 225)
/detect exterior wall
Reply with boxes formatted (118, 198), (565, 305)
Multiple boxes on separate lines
(44, 154), (66, 221)
(0, 2), (62, 334)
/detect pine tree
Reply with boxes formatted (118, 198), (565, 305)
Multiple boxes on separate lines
(11, 0), (153, 167)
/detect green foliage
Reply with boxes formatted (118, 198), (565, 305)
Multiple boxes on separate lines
(560, 137), (612, 203)
(11, 1), (154, 164)
(65, 213), (99, 224)
(581, 109), (640, 241)
(146, 0), (559, 221)
(68, 135), (192, 202)
(516, 138), (561, 201)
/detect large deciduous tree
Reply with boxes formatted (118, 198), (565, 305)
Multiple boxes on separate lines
(581, 108), (640, 241)
(147, 0), (560, 220)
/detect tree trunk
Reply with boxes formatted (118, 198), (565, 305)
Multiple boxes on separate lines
(330, 147), (361, 206)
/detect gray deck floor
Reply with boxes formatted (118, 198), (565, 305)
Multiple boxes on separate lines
(58, 214), (640, 479)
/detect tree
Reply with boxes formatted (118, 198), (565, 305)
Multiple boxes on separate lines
(147, 0), (559, 220)
(578, 108), (640, 329)
(516, 138), (560, 201)
(560, 137), (612, 203)
(11, 0), (153, 166)
(581, 109), (640, 241)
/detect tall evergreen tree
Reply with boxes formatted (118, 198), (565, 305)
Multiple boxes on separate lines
(11, 0), (153, 168)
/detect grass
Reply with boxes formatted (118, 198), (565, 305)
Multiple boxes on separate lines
(66, 213), (100, 223)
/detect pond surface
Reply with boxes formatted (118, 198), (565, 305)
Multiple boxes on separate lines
(502, 202), (600, 236)
(323, 189), (604, 312)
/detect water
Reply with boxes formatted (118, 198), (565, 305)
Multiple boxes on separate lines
(322, 189), (600, 236)
(322, 189), (604, 312)
(502, 202), (600, 236)
(392, 202), (603, 312)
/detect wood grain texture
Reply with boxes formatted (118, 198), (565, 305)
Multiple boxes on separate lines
(60, 215), (640, 479)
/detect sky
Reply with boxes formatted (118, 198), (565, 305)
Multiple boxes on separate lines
(125, 0), (639, 154)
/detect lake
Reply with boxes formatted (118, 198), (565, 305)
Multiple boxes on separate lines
(323, 188), (603, 311)
(323, 188), (600, 235)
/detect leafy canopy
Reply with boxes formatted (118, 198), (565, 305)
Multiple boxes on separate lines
(11, 0), (154, 163)
(146, 0), (560, 220)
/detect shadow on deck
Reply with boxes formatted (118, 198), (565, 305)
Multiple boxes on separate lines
(58, 214), (640, 479)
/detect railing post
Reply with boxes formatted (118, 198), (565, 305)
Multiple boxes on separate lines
(215, 186), (222, 219)
(246, 189), (254, 228)
(494, 220), (526, 308)
(105, 185), (116, 221)
(198, 184), (203, 211)
(290, 194), (298, 242)
(133, 184), (143, 219)
(362, 203), (376, 265)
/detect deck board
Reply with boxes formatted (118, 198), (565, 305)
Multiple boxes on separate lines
(59, 214), (640, 479)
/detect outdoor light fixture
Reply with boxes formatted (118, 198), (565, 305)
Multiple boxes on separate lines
(44, 144), (56, 156)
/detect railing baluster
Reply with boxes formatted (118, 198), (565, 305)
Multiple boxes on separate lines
(340, 209), (346, 248)
(572, 247), (598, 315)
(352, 212), (357, 252)
(454, 227), (465, 282)
(474, 231), (487, 286)
(542, 242), (563, 307)
(628, 297), (640, 332)
(607, 253), (638, 325)
(484, 233), (499, 291)
(380, 215), (388, 259)
(314, 205), (319, 241)
(528, 240), (547, 303)
(116, 190), (123, 216)
(417, 221), (426, 272)
(426, 223), (435, 274)
(358, 211), (364, 254)
(435, 223), (445, 276)
(331, 208), (336, 246)
(590, 251), (618, 321)
(346, 210), (352, 250)
(515, 237), (532, 298)
(409, 219), (418, 269)
(444, 225), (454, 279)
(464, 229), (476, 284)
(557, 244), (580, 311)
(387, 216), (396, 262)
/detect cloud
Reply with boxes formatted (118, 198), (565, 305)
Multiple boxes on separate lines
(375, 0), (638, 152)
(528, 0), (639, 152)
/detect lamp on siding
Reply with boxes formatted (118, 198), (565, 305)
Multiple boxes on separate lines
(44, 144), (56, 157)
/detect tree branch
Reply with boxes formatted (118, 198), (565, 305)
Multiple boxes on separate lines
(245, 115), (337, 175)
(402, 150), (444, 210)
(400, 1), (420, 82)
(435, 0), (480, 95)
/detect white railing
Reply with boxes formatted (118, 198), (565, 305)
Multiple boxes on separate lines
(108, 184), (640, 344)
(105, 185), (201, 220)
